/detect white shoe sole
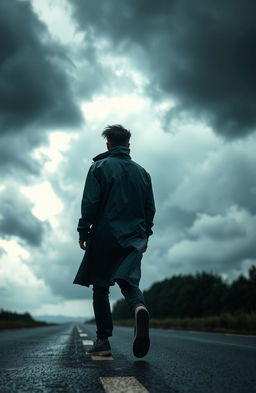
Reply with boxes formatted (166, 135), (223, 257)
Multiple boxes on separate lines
(133, 306), (150, 358)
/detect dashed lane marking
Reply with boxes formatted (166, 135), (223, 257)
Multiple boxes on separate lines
(100, 376), (150, 393)
(79, 333), (88, 337)
(82, 339), (94, 345)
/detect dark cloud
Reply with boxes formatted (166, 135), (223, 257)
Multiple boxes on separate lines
(188, 210), (247, 241)
(71, 0), (256, 138)
(0, 186), (46, 246)
(168, 206), (256, 280)
(0, 0), (83, 173)
(0, 133), (42, 175)
(0, 0), (82, 132)
(168, 139), (256, 216)
(30, 243), (88, 300)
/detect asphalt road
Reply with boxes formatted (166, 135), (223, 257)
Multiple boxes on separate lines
(0, 323), (255, 393)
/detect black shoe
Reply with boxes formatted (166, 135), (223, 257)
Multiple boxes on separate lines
(86, 338), (112, 356)
(133, 306), (150, 358)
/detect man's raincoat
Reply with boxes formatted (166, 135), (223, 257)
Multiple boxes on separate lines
(73, 145), (155, 287)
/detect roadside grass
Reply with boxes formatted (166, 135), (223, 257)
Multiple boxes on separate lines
(112, 312), (256, 334)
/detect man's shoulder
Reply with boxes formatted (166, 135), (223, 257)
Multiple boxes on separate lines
(92, 156), (110, 169)
(92, 155), (151, 179)
(129, 158), (148, 173)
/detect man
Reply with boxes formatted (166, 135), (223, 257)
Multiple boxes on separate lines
(73, 124), (155, 358)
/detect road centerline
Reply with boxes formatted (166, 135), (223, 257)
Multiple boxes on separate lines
(82, 339), (94, 345)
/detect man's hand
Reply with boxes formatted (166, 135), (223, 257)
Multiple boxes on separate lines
(79, 240), (86, 250)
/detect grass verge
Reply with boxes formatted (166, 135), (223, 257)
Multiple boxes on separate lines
(113, 312), (256, 335)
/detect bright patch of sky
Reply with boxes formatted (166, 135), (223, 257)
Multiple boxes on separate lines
(31, 0), (84, 44)
(33, 131), (78, 173)
(20, 182), (63, 225)
(33, 299), (93, 318)
(82, 94), (149, 122)
(0, 239), (45, 295)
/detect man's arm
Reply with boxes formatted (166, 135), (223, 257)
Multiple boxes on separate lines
(77, 164), (101, 247)
(145, 172), (156, 239)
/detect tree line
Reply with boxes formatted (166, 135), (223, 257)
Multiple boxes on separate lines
(112, 265), (256, 320)
(0, 309), (34, 321)
(0, 309), (53, 330)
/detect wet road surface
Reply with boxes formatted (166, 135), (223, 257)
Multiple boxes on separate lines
(0, 323), (256, 392)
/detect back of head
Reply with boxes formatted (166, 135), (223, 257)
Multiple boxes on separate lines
(101, 124), (131, 146)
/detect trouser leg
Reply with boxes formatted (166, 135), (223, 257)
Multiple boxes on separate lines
(116, 279), (146, 316)
(92, 285), (113, 339)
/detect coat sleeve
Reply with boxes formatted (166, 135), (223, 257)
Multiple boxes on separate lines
(77, 164), (101, 241)
(145, 172), (156, 237)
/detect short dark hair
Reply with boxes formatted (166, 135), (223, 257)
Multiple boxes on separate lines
(101, 124), (131, 146)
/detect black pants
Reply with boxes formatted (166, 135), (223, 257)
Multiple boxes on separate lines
(92, 279), (146, 339)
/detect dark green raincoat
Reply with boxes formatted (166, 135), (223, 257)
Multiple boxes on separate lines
(73, 145), (155, 288)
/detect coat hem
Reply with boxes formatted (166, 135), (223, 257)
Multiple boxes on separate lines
(73, 276), (139, 288)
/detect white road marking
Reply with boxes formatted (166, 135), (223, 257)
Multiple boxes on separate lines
(79, 333), (88, 337)
(91, 355), (113, 360)
(100, 377), (150, 393)
(82, 339), (94, 345)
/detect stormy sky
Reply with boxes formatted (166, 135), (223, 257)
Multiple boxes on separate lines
(1, 0), (256, 319)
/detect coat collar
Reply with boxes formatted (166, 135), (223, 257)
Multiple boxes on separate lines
(93, 146), (131, 162)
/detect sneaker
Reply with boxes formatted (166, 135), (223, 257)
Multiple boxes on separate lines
(133, 306), (150, 358)
(86, 338), (112, 356)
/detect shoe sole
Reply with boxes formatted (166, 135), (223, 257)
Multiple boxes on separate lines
(133, 307), (150, 358)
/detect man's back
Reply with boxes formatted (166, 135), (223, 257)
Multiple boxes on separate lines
(91, 146), (155, 247)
